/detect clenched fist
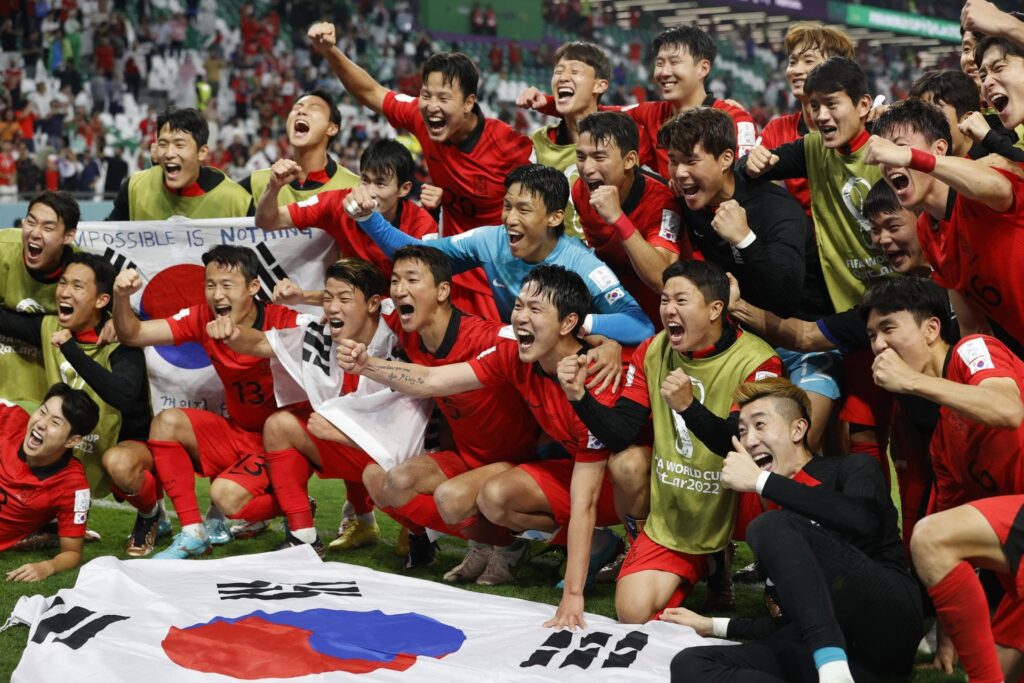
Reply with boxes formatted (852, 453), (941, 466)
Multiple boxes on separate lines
(516, 86), (547, 111)
(710, 199), (751, 247)
(114, 268), (143, 297)
(660, 368), (695, 412)
(419, 184), (443, 211)
(270, 158), (304, 188)
(863, 135), (912, 168)
(590, 185), (624, 225)
(307, 22), (336, 54)
(744, 145), (780, 178)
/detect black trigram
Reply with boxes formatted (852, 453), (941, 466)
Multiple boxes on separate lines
(254, 243), (290, 302)
(217, 580), (361, 601)
(520, 629), (648, 670)
(30, 597), (129, 650)
(100, 247), (138, 274)
(300, 324), (333, 376)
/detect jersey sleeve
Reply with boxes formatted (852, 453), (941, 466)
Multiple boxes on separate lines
(165, 305), (204, 345)
(467, 339), (518, 387)
(816, 308), (868, 353)
(54, 477), (90, 539)
(742, 355), (784, 384)
(287, 189), (348, 229)
(950, 336), (1020, 386)
(636, 194), (683, 254)
(733, 112), (758, 157)
(621, 338), (654, 408)
(759, 116), (785, 150)
(382, 90), (421, 133)
(570, 418), (612, 463)
(401, 201), (439, 239)
(578, 254), (655, 343)
(266, 304), (301, 331)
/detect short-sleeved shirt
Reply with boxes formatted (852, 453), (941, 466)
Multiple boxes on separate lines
(572, 170), (685, 323)
(381, 91), (533, 236)
(288, 191), (437, 277)
(0, 403), (90, 550)
(468, 340), (620, 463)
(165, 301), (302, 432)
(383, 308), (540, 464)
(931, 335), (1024, 511)
(760, 111), (811, 215)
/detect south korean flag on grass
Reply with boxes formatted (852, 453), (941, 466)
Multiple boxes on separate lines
(264, 299), (432, 470)
(7, 548), (731, 681)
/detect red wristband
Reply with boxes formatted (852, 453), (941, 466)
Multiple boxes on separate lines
(612, 213), (637, 241)
(909, 148), (936, 174)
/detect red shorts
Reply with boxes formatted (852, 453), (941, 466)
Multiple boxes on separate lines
(182, 409), (263, 477)
(969, 495), (1024, 650)
(517, 459), (619, 527)
(296, 417), (375, 481)
(216, 452), (272, 497)
(838, 350), (893, 427)
(429, 450), (475, 479)
(618, 529), (710, 608)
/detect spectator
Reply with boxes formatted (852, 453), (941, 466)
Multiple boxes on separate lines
(0, 140), (16, 201)
(43, 153), (58, 190)
(103, 145), (128, 197)
(79, 149), (100, 194)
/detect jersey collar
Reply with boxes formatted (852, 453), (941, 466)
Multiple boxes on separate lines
(532, 340), (589, 379)
(838, 128), (870, 156)
(73, 325), (101, 343)
(424, 307), (463, 359)
(685, 322), (738, 360)
(796, 112), (809, 136)
(251, 300), (266, 330)
(292, 157), (336, 189)
(18, 446), (73, 480)
(701, 93), (717, 107)
(453, 104), (487, 154)
(620, 170), (647, 216)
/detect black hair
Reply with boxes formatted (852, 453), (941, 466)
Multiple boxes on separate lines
(27, 190), (80, 233)
(863, 180), (903, 222)
(297, 88), (341, 141)
(155, 107), (209, 148)
(975, 33), (1024, 78)
(43, 382), (99, 438)
(657, 107), (736, 158)
(873, 97), (953, 149)
(861, 277), (952, 343)
(804, 56), (869, 103)
(520, 264), (590, 336)
(421, 52), (479, 99)
(324, 257), (386, 299)
(651, 25), (716, 67)
(909, 69), (981, 120)
(661, 259), (729, 307)
(504, 164), (569, 235)
(391, 245), (453, 295)
(65, 252), (116, 297)
(201, 245), (259, 282)
(359, 139), (415, 187)
(552, 41), (612, 82)
(578, 111), (640, 155)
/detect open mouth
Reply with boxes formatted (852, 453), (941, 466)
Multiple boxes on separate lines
(992, 93), (1010, 113)
(293, 119), (310, 135)
(57, 302), (74, 320)
(556, 86), (574, 104)
(516, 330), (535, 350)
(328, 317), (344, 330)
(26, 428), (43, 450)
(752, 452), (774, 470)
(819, 124), (838, 137)
(884, 248), (907, 267)
(888, 172), (910, 192)
(26, 242), (43, 259)
(398, 303), (415, 322)
(659, 79), (677, 93)
(426, 114), (446, 134)
(164, 162), (182, 179)
(584, 177), (603, 191)
(679, 183), (700, 198)
(214, 304), (232, 317)
(507, 230), (525, 246)
(666, 322), (685, 343)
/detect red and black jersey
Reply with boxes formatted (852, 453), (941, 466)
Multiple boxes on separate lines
(468, 340), (622, 463)
(931, 335), (1024, 511)
(166, 301), (300, 432)
(760, 111), (811, 215)
(0, 404), (90, 550)
(572, 171), (688, 324)
(382, 308), (540, 464)
(288, 191), (438, 278)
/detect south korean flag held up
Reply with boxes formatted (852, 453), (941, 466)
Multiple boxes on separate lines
(7, 548), (733, 681)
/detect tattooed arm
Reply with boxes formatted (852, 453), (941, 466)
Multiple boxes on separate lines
(337, 338), (483, 397)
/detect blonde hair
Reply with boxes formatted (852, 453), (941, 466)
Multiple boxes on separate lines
(785, 22), (855, 60)
(733, 377), (812, 432)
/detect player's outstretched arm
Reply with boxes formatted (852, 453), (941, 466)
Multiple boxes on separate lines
(255, 159), (302, 231)
(112, 269), (174, 346)
(962, 0), (1024, 48)
(726, 273), (834, 352)
(308, 22), (388, 114)
(587, 301), (654, 346)
(336, 338), (483, 397)
(6, 536), (83, 582)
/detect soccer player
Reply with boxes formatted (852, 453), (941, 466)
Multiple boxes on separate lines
(0, 191), (80, 407)
(861, 276), (1024, 681)
(1, 383), (98, 580)
(255, 139), (438, 279)
(206, 257), (430, 556)
(307, 21), (533, 320)
(866, 97), (1024, 351)
(562, 260), (781, 623)
(525, 41), (610, 239)
(338, 264), (622, 629)
(760, 22), (854, 215)
(659, 106), (836, 451)
(572, 111), (685, 323)
(662, 379), (922, 683)
(111, 246), (305, 559)
(106, 107), (253, 220)
(347, 163), (654, 346)
(520, 25), (757, 179)
(241, 88), (359, 203)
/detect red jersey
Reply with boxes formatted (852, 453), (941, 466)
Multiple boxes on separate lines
(468, 341), (621, 463)
(931, 335), (1024, 511)
(572, 170), (687, 324)
(166, 301), (301, 432)
(0, 404), (90, 550)
(288, 191), (438, 278)
(760, 111), (811, 215)
(917, 171), (1024, 347)
(382, 308), (540, 464)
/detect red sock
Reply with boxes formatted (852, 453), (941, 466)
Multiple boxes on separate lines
(395, 494), (461, 537)
(450, 514), (513, 546)
(150, 440), (202, 526)
(264, 448), (315, 529)
(928, 561), (1004, 683)
(345, 480), (374, 516)
(381, 506), (425, 535)
(115, 469), (160, 514)
(230, 493), (282, 522)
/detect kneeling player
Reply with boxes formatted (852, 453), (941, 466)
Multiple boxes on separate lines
(2, 384), (98, 581)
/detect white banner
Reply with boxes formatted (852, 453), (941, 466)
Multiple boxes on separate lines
(76, 218), (337, 418)
(8, 547), (731, 681)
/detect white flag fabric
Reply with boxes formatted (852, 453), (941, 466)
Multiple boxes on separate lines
(9, 547), (732, 682)
(264, 303), (432, 470)
(75, 218), (336, 418)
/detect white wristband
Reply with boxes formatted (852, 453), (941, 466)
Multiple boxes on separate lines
(755, 470), (771, 495)
(711, 617), (730, 638)
(580, 314), (594, 337)
(735, 231), (757, 249)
